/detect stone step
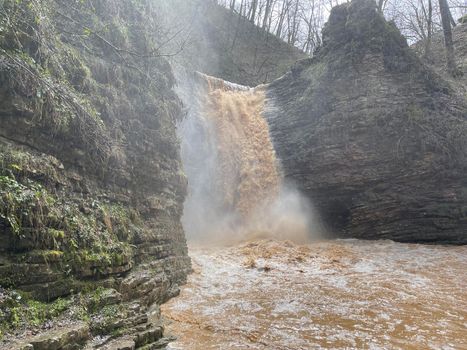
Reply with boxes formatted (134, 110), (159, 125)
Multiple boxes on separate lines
(11, 323), (89, 350)
(95, 336), (136, 350)
(134, 327), (163, 348)
(136, 336), (174, 350)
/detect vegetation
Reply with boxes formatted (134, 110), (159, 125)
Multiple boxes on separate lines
(214, 0), (466, 56)
(0, 285), (131, 339)
(0, 146), (134, 257)
(0, 0), (464, 347)
(0, 0), (187, 347)
(0, 289), (81, 338)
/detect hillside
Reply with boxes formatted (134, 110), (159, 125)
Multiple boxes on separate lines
(414, 22), (467, 96)
(154, 0), (306, 86)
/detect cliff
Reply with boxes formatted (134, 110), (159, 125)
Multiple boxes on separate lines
(267, 0), (467, 244)
(0, 0), (190, 347)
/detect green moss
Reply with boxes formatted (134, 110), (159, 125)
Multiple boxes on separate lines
(0, 174), (51, 236)
(100, 203), (141, 241)
(0, 163), (135, 275)
(1, 47), (111, 163)
(0, 172), (64, 252)
(0, 0), (180, 298)
(66, 241), (132, 274)
(48, 229), (65, 240)
(42, 249), (64, 261)
(0, 291), (73, 335)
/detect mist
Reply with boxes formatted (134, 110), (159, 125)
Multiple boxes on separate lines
(176, 72), (324, 245)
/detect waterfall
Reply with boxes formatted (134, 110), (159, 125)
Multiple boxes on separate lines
(178, 72), (314, 244)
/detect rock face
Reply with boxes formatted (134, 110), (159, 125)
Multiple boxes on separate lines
(267, 0), (467, 244)
(0, 0), (190, 346)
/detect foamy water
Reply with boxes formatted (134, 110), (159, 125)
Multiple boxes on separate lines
(179, 73), (314, 244)
(162, 239), (467, 350)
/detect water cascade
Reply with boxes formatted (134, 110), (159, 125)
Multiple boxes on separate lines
(178, 73), (313, 244)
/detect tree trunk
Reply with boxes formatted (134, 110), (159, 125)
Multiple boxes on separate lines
(290, 0), (300, 45)
(262, 0), (272, 29)
(276, 0), (288, 38)
(424, 0), (433, 61)
(239, 0), (246, 17)
(249, 0), (258, 23)
(377, 0), (384, 12)
(438, 0), (457, 75)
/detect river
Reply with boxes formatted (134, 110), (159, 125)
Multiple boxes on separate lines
(162, 239), (467, 350)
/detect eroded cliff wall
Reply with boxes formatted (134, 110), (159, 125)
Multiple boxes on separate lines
(0, 0), (190, 347)
(267, 0), (467, 244)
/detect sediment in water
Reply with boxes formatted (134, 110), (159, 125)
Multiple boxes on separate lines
(178, 73), (313, 244)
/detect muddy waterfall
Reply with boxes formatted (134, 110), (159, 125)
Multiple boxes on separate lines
(179, 73), (314, 244)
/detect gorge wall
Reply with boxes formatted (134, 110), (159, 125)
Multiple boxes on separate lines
(267, 0), (467, 244)
(0, 0), (191, 347)
(0, 0), (304, 346)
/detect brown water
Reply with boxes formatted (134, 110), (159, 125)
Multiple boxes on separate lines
(162, 239), (467, 350)
(174, 74), (467, 349)
(201, 74), (280, 219)
(184, 74), (312, 244)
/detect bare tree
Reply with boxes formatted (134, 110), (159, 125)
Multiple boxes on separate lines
(262, 0), (273, 28)
(422, 0), (433, 60)
(217, 0), (466, 55)
(275, 0), (290, 38)
(438, 0), (458, 75)
(378, 0), (390, 12)
(249, 0), (259, 22)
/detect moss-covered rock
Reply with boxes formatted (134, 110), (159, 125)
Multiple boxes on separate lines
(0, 0), (191, 346)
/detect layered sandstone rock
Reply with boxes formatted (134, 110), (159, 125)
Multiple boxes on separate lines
(267, 0), (467, 243)
(0, 0), (190, 347)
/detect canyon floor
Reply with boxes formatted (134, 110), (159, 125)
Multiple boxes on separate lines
(162, 239), (467, 350)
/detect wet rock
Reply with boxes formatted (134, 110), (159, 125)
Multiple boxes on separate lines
(134, 327), (163, 348)
(15, 323), (89, 350)
(0, 0), (191, 347)
(96, 337), (135, 350)
(267, 0), (467, 243)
